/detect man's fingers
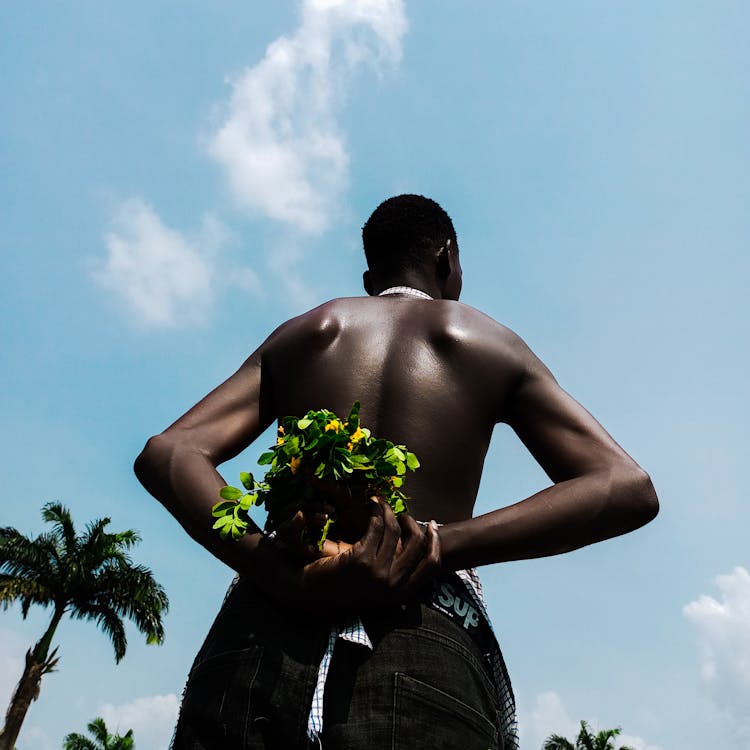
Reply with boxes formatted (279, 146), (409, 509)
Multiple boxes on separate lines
(397, 512), (422, 541)
(275, 511), (321, 560)
(320, 538), (353, 557)
(275, 510), (305, 541)
(389, 514), (426, 582)
(376, 501), (401, 562)
(355, 498), (384, 554)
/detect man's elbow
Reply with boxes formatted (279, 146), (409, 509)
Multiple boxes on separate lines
(617, 465), (659, 528)
(134, 433), (174, 489)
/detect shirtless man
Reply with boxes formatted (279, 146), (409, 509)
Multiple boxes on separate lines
(135, 194), (658, 750)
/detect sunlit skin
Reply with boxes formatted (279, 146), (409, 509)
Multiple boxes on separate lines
(134, 238), (658, 615)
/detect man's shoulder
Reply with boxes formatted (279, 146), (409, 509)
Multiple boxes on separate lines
(436, 301), (528, 354)
(266, 299), (344, 341)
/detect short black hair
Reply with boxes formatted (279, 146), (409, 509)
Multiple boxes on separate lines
(362, 194), (457, 276)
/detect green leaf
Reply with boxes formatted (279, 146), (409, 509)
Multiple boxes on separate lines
(239, 493), (257, 510)
(258, 452), (274, 465)
(211, 501), (236, 517)
(213, 515), (233, 529)
(240, 472), (255, 490)
(219, 486), (243, 501)
(349, 454), (371, 466)
(406, 452), (420, 470)
(347, 401), (361, 430)
(282, 436), (300, 455)
(375, 460), (397, 476)
(297, 417), (313, 429)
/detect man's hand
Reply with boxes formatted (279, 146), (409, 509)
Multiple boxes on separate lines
(266, 499), (441, 617)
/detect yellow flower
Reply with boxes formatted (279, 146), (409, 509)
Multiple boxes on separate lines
(289, 456), (301, 474)
(278, 425), (285, 435)
(325, 419), (342, 433)
(350, 427), (365, 443)
(346, 442), (353, 451)
(277, 436), (285, 445)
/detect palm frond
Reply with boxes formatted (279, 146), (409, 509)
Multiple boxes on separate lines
(79, 518), (113, 562)
(84, 563), (168, 644)
(0, 575), (54, 615)
(113, 528), (141, 550)
(115, 728), (135, 750)
(543, 735), (576, 750)
(0, 528), (61, 604)
(594, 727), (622, 750)
(70, 601), (128, 662)
(41, 501), (78, 559)
(577, 720), (596, 750)
(87, 717), (110, 745)
(62, 732), (99, 750)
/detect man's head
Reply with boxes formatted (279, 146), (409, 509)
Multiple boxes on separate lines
(362, 194), (462, 300)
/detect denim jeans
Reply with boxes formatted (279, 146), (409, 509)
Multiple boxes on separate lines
(171, 577), (503, 749)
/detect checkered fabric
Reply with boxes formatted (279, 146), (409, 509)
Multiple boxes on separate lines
(306, 616), (373, 741)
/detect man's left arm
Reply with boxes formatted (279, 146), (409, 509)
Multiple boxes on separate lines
(438, 333), (658, 570)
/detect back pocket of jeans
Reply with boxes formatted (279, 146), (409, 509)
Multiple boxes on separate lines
(179, 646), (264, 746)
(393, 672), (499, 750)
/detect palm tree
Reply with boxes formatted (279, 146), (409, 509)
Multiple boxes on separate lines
(543, 720), (636, 750)
(63, 717), (134, 750)
(0, 503), (168, 750)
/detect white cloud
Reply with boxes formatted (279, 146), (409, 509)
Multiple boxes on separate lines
(94, 198), (225, 328)
(98, 693), (179, 750)
(95, 1), (406, 324)
(518, 691), (662, 750)
(684, 565), (750, 746)
(519, 690), (579, 750)
(207, 0), (407, 234)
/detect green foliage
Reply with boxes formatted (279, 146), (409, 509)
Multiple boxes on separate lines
(212, 401), (420, 547)
(63, 716), (134, 750)
(543, 720), (636, 750)
(0, 502), (169, 663)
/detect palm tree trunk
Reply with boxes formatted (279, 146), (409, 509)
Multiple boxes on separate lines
(0, 607), (64, 750)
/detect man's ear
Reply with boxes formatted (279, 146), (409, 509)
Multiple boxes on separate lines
(436, 240), (451, 279)
(363, 270), (374, 295)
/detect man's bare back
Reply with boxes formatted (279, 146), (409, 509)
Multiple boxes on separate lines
(135, 194), (658, 611)
(259, 295), (522, 525)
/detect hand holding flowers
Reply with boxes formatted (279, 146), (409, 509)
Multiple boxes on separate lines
(212, 402), (421, 553)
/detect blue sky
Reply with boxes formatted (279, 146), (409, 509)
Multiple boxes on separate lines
(2, 2), (749, 748)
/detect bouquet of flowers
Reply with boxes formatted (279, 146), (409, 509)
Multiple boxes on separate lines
(211, 401), (420, 550)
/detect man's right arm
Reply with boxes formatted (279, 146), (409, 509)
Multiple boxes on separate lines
(439, 329), (658, 570)
(134, 332), (439, 614)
